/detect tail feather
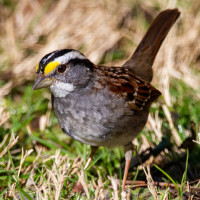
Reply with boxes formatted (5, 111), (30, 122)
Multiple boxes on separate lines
(123, 9), (180, 82)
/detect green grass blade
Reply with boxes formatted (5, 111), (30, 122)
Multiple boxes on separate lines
(8, 150), (19, 183)
(16, 182), (33, 200)
(180, 149), (189, 196)
(8, 150), (33, 200)
(30, 135), (68, 154)
(154, 164), (180, 193)
(84, 153), (103, 171)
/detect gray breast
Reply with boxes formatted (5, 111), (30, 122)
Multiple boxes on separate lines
(52, 86), (149, 147)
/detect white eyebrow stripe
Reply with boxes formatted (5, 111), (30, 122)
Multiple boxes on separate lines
(43, 52), (56, 63)
(55, 51), (86, 64)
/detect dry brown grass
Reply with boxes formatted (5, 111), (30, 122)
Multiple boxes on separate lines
(1, 0), (200, 199)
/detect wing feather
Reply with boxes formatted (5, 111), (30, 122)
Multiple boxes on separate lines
(95, 66), (161, 110)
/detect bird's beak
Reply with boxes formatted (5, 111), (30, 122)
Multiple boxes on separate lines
(32, 73), (53, 90)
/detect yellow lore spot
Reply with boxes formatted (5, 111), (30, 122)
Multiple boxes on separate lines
(44, 61), (60, 75)
(36, 63), (39, 73)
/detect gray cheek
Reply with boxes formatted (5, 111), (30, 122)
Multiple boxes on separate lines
(67, 66), (91, 86)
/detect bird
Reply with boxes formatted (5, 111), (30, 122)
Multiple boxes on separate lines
(32, 9), (180, 189)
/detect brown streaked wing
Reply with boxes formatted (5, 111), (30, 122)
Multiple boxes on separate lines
(95, 66), (161, 111)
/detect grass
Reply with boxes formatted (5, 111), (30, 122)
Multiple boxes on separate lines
(154, 149), (189, 199)
(0, 0), (200, 199)
(1, 61), (200, 200)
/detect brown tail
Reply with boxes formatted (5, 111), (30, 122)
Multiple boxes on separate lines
(122, 9), (180, 82)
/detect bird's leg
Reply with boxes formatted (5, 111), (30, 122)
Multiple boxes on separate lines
(122, 142), (133, 190)
(72, 146), (98, 193)
(84, 146), (98, 171)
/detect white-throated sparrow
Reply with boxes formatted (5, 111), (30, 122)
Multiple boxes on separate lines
(32, 9), (180, 189)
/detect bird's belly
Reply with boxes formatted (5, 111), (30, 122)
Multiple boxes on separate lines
(60, 111), (148, 147)
(53, 93), (149, 147)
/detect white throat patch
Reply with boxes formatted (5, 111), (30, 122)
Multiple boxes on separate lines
(50, 81), (75, 97)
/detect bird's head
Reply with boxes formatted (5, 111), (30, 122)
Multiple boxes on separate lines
(32, 49), (94, 97)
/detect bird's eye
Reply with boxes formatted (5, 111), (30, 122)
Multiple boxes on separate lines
(57, 64), (67, 73)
